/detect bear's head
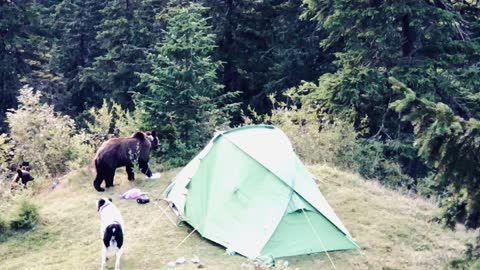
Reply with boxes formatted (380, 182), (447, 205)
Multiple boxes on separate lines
(145, 131), (159, 150)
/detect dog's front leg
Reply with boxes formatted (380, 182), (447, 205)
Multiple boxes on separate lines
(115, 248), (123, 270)
(100, 245), (107, 270)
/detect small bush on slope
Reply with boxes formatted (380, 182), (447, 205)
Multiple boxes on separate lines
(69, 100), (139, 170)
(6, 86), (76, 176)
(4, 86), (138, 174)
(0, 191), (39, 236)
(10, 199), (39, 231)
(447, 236), (480, 270)
(0, 214), (8, 235)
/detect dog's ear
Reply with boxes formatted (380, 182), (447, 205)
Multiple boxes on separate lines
(108, 197), (112, 202)
(97, 198), (106, 212)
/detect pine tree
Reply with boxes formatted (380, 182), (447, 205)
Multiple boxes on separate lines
(0, 0), (48, 132)
(133, 0), (166, 49)
(202, 0), (324, 117)
(390, 77), (480, 229)
(82, 0), (161, 110)
(265, 0), (326, 94)
(136, 1), (239, 166)
(50, 0), (106, 113)
(298, 0), (480, 181)
(300, 0), (480, 126)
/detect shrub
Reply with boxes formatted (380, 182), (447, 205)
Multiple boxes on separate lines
(112, 102), (141, 138)
(84, 99), (140, 147)
(245, 94), (359, 170)
(447, 235), (480, 270)
(84, 99), (113, 146)
(70, 99), (140, 169)
(6, 86), (76, 176)
(5, 87), (136, 173)
(0, 214), (8, 235)
(10, 199), (39, 231)
(355, 140), (414, 189)
(244, 94), (413, 189)
(0, 134), (13, 174)
(67, 131), (96, 170)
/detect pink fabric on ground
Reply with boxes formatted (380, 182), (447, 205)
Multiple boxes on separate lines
(120, 188), (148, 200)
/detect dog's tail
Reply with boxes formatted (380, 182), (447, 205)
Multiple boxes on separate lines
(103, 224), (123, 249)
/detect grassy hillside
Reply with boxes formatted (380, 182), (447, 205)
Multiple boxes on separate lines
(0, 164), (475, 270)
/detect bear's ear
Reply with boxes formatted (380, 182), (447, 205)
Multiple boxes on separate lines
(17, 169), (23, 177)
(97, 198), (106, 212)
(108, 197), (113, 202)
(132, 132), (146, 140)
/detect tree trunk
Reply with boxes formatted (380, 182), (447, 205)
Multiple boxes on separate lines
(401, 14), (416, 57)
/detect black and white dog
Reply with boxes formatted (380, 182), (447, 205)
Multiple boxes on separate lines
(97, 197), (124, 270)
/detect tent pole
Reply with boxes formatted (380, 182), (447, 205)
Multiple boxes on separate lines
(301, 208), (337, 270)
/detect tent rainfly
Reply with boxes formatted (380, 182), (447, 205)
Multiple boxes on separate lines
(164, 125), (358, 259)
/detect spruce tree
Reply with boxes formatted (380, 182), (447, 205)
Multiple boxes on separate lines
(390, 77), (480, 229)
(0, 0), (47, 131)
(83, 0), (161, 110)
(136, 1), (239, 166)
(298, 0), (480, 181)
(202, 0), (324, 117)
(50, 0), (106, 113)
(133, 0), (166, 49)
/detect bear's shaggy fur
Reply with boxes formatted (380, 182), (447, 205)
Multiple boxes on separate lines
(11, 169), (34, 189)
(93, 131), (159, 192)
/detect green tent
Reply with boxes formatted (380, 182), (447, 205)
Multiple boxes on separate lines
(164, 125), (358, 259)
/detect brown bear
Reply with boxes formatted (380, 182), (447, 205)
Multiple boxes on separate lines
(11, 169), (34, 189)
(93, 131), (159, 192)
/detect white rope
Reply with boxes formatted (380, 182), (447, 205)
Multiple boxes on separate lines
(163, 207), (179, 227)
(156, 201), (204, 250)
(157, 203), (171, 219)
(154, 203), (176, 227)
(150, 193), (201, 250)
(174, 226), (198, 250)
(301, 208), (337, 270)
(148, 192), (177, 228)
(151, 198), (177, 228)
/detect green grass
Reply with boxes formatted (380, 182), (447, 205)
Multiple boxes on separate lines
(0, 165), (475, 270)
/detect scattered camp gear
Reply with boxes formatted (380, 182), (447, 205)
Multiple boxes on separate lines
(164, 125), (358, 259)
(191, 255), (200, 264)
(146, 172), (162, 180)
(136, 197), (150, 204)
(119, 188), (148, 200)
(176, 257), (186, 264)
